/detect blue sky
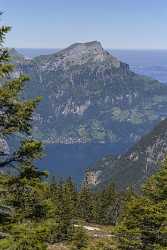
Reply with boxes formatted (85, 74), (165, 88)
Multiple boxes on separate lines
(1, 0), (167, 49)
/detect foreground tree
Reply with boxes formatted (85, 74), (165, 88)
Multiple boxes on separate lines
(48, 177), (77, 242)
(0, 15), (55, 249)
(116, 159), (167, 250)
(77, 183), (94, 222)
(93, 183), (121, 225)
(70, 226), (89, 250)
(0, 16), (42, 171)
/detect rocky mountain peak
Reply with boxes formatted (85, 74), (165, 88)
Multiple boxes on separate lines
(45, 41), (121, 69)
(63, 41), (104, 54)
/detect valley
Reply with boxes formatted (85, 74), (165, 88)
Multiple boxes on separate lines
(1, 2), (167, 249)
(8, 43), (167, 187)
(37, 143), (126, 183)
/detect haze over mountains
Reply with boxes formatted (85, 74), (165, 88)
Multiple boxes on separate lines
(11, 42), (167, 183)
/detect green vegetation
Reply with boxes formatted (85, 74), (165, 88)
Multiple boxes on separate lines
(0, 15), (53, 250)
(70, 226), (89, 250)
(0, 19), (122, 249)
(115, 159), (167, 249)
(91, 117), (167, 191)
(1, 14), (167, 250)
(10, 25), (167, 149)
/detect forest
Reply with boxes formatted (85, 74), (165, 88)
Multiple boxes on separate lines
(0, 17), (167, 250)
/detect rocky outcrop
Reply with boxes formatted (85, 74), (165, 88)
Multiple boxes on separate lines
(0, 139), (9, 155)
(84, 170), (102, 186)
(88, 118), (167, 190)
(35, 41), (121, 70)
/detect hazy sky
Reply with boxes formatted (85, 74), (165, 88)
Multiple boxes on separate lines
(1, 0), (167, 49)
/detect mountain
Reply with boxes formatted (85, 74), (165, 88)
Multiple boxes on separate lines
(86, 118), (167, 190)
(9, 48), (25, 63)
(11, 41), (167, 151)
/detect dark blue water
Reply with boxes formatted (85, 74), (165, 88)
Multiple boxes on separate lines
(18, 48), (167, 182)
(37, 143), (125, 183)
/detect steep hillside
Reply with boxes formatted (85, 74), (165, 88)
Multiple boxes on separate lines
(11, 41), (167, 151)
(9, 48), (25, 62)
(86, 118), (167, 190)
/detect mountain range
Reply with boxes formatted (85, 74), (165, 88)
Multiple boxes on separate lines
(9, 42), (167, 185)
(12, 42), (167, 148)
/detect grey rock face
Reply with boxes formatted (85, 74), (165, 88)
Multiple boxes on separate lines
(35, 41), (120, 70)
(88, 119), (167, 190)
(10, 42), (167, 150)
(0, 139), (9, 155)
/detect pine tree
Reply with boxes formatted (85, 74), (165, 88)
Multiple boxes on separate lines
(70, 225), (89, 250)
(116, 159), (167, 250)
(48, 178), (77, 242)
(0, 14), (42, 171)
(95, 183), (120, 225)
(77, 184), (94, 222)
(0, 14), (54, 249)
(63, 177), (78, 219)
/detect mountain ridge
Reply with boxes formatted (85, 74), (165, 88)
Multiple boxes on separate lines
(86, 118), (167, 190)
(11, 42), (167, 149)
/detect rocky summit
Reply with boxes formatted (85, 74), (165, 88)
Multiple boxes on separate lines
(11, 42), (167, 151)
(35, 41), (121, 69)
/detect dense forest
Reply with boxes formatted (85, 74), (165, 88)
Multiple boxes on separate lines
(0, 16), (167, 250)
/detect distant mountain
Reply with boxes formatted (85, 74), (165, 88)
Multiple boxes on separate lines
(11, 41), (167, 151)
(86, 118), (167, 190)
(17, 48), (59, 59)
(17, 49), (167, 83)
(9, 48), (25, 63)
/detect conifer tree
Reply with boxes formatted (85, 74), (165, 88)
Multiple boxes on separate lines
(94, 183), (119, 225)
(77, 184), (94, 222)
(70, 225), (89, 250)
(48, 178), (77, 242)
(0, 14), (54, 249)
(116, 160), (167, 250)
(0, 16), (42, 171)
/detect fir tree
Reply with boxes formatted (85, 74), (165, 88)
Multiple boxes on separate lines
(77, 184), (94, 222)
(95, 184), (120, 225)
(48, 178), (77, 242)
(116, 159), (167, 250)
(0, 14), (54, 249)
(70, 225), (89, 250)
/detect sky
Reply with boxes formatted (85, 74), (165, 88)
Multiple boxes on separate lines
(1, 0), (167, 49)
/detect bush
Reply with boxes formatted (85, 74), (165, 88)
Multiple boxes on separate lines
(0, 223), (47, 250)
(70, 226), (89, 250)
